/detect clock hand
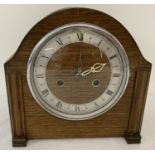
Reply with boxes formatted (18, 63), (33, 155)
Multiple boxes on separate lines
(81, 63), (107, 77)
(76, 49), (82, 77)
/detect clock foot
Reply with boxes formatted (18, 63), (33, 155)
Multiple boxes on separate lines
(12, 137), (27, 147)
(124, 132), (141, 144)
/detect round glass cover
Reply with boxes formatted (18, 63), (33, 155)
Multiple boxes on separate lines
(27, 23), (129, 120)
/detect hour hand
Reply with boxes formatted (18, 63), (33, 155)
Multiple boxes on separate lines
(81, 63), (107, 77)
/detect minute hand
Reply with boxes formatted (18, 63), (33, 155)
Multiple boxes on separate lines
(76, 50), (82, 77)
(81, 63), (107, 77)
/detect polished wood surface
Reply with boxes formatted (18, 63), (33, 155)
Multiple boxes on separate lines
(4, 8), (151, 146)
(5, 72), (27, 146)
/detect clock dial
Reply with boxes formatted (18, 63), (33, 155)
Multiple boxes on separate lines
(27, 23), (129, 120)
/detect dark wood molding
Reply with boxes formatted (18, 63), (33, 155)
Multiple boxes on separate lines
(5, 72), (27, 146)
(127, 69), (151, 132)
(124, 69), (151, 143)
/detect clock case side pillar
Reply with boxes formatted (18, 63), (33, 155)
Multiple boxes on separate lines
(125, 66), (151, 144)
(5, 70), (27, 147)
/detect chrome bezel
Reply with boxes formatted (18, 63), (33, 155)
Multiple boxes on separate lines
(27, 23), (130, 120)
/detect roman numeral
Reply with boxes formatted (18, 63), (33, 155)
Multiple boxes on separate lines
(39, 64), (45, 67)
(56, 101), (62, 109)
(56, 38), (63, 45)
(106, 90), (114, 96)
(45, 47), (54, 51)
(94, 102), (99, 107)
(76, 32), (83, 41)
(112, 65), (119, 68)
(113, 73), (120, 77)
(42, 89), (49, 97)
(75, 105), (80, 112)
(109, 54), (117, 60)
(97, 39), (102, 46)
(36, 73), (44, 78)
(41, 55), (49, 59)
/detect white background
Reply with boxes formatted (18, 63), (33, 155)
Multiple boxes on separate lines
(0, 4), (155, 149)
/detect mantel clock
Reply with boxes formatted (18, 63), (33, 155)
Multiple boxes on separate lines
(5, 8), (151, 146)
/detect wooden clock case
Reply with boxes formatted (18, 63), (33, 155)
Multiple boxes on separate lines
(4, 8), (151, 147)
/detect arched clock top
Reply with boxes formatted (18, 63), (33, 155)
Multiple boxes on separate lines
(5, 7), (151, 71)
